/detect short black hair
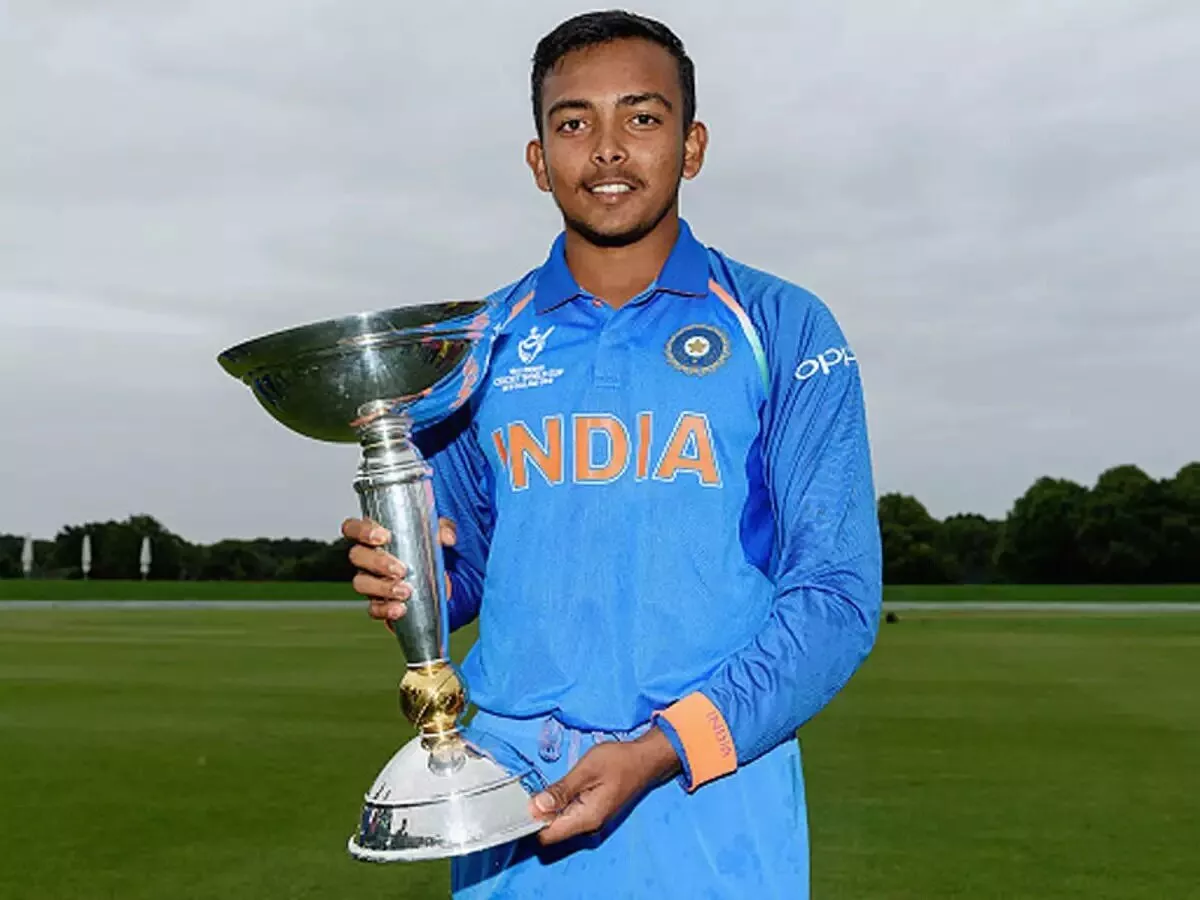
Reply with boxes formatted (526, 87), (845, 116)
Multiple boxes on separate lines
(530, 10), (696, 136)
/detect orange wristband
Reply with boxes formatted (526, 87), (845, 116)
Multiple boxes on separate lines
(655, 692), (737, 789)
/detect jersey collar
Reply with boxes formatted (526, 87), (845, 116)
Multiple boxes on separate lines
(533, 218), (711, 314)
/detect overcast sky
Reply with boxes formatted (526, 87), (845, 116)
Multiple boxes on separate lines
(1, 0), (1197, 544)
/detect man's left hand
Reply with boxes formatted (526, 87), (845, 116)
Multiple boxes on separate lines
(531, 726), (682, 845)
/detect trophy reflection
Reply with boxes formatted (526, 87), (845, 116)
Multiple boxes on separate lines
(217, 300), (545, 862)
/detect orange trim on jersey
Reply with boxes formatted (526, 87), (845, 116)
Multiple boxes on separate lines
(709, 278), (770, 391)
(502, 290), (536, 329)
(655, 692), (737, 790)
(453, 355), (480, 407)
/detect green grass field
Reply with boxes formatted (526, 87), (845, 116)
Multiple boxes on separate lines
(0, 579), (359, 601)
(3, 578), (1200, 603)
(1, 604), (1197, 899)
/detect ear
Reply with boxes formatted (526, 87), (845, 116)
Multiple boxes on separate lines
(526, 139), (552, 193)
(681, 121), (708, 181)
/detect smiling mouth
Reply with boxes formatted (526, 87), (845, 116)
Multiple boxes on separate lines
(586, 180), (638, 197)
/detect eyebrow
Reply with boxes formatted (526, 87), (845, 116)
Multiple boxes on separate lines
(618, 92), (673, 111)
(545, 92), (674, 119)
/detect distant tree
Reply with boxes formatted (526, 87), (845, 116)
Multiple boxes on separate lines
(1162, 463), (1200, 582)
(1075, 466), (1167, 583)
(0, 535), (24, 578)
(253, 538), (328, 580)
(51, 525), (86, 576)
(995, 477), (1088, 582)
(50, 515), (190, 579)
(3, 537), (59, 578)
(291, 538), (357, 582)
(936, 514), (1002, 583)
(177, 541), (208, 581)
(197, 541), (278, 581)
(877, 493), (955, 584)
(34, 540), (55, 574)
(1170, 462), (1200, 505)
(192, 537), (334, 581)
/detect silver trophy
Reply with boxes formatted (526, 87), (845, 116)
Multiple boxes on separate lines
(217, 300), (546, 862)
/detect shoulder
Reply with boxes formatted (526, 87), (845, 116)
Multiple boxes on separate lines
(478, 267), (541, 335)
(703, 246), (864, 399)
(705, 248), (847, 351)
(482, 268), (537, 312)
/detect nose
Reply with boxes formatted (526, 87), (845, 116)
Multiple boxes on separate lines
(591, 121), (627, 167)
(592, 146), (626, 166)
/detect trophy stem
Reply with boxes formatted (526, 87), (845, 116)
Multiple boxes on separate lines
(354, 406), (467, 756)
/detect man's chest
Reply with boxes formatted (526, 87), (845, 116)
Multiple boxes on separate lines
(474, 298), (764, 492)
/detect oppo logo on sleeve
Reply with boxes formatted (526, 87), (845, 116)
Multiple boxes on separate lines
(794, 346), (857, 381)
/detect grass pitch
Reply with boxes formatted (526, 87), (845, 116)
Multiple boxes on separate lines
(2, 578), (1200, 603)
(0, 606), (1196, 899)
(0, 578), (359, 601)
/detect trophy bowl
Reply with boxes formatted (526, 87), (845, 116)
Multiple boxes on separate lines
(216, 300), (491, 442)
(217, 299), (547, 862)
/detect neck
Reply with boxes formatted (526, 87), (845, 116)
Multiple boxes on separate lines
(563, 213), (680, 309)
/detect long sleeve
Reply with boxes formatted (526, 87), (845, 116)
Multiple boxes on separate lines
(656, 283), (883, 789)
(413, 403), (496, 633)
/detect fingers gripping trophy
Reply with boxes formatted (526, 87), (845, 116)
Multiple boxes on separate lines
(217, 301), (546, 862)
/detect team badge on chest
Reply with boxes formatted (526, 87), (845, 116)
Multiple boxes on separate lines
(666, 324), (731, 376)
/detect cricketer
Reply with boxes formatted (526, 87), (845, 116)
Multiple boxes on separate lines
(342, 10), (883, 898)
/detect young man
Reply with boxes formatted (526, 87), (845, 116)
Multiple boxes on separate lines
(343, 11), (882, 899)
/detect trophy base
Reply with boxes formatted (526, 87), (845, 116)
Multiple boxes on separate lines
(348, 729), (548, 863)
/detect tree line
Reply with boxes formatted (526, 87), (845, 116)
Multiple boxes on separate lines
(880, 462), (1199, 584)
(1, 462), (1197, 584)
(0, 515), (355, 583)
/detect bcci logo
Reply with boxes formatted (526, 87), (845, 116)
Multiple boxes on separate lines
(665, 324), (730, 376)
(517, 326), (554, 364)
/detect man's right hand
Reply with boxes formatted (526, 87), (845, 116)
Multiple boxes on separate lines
(342, 516), (457, 623)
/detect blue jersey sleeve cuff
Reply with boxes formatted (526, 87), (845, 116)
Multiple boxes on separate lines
(652, 714), (694, 790)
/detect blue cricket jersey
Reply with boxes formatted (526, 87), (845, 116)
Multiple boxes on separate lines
(415, 218), (881, 790)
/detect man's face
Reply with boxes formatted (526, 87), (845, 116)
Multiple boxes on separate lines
(527, 38), (707, 247)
